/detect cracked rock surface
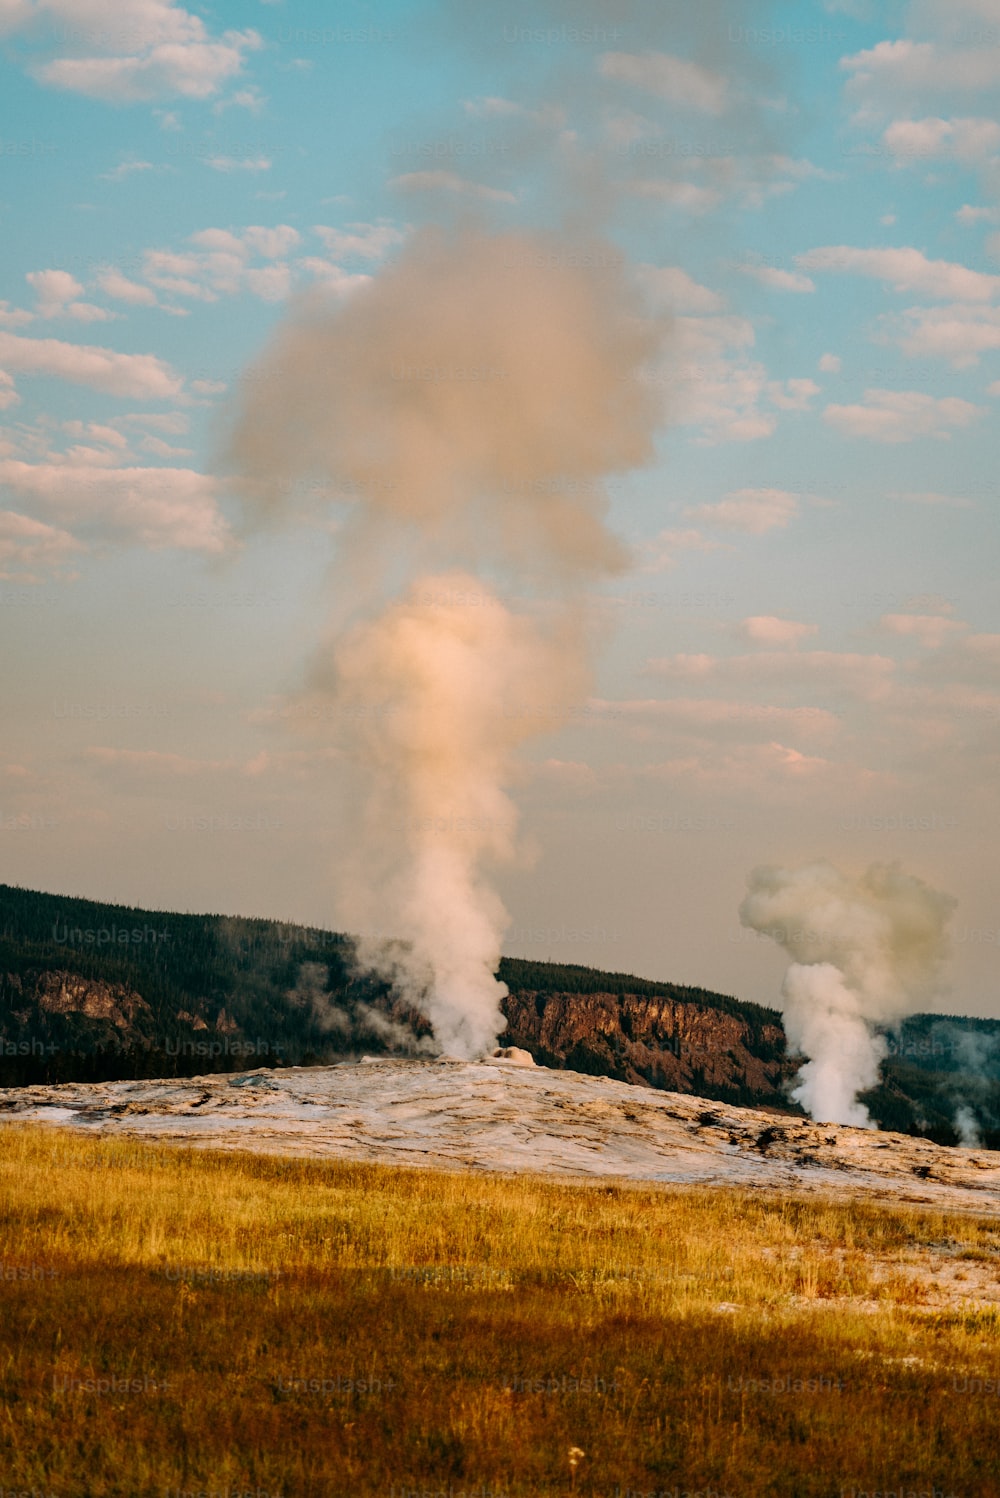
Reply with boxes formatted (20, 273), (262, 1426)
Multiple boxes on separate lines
(1, 1057), (997, 1215)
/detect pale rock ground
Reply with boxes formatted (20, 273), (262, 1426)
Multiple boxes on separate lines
(5, 1059), (999, 1313)
(1, 1055), (997, 1214)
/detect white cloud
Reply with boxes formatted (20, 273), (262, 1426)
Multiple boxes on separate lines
(530, 758), (598, 792)
(596, 696), (839, 743)
(636, 264), (723, 312)
(99, 159), (153, 181)
(638, 528), (722, 574)
(0, 370), (19, 409)
(646, 649), (896, 700)
(80, 745), (324, 790)
(0, 508), (81, 581)
(823, 388), (983, 441)
(883, 115), (1000, 163)
(23, 269), (78, 313)
(142, 250), (219, 301)
(139, 434), (193, 458)
(241, 224), (300, 259)
(842, 37), (1000, 100)
(629, 154), (834, 217)
(739, 263), (816, 292)
(628, 178), (721, 213)
(25, 268), (112, 323)
(204, 154), (271, 172)
(650, 312), (777, 443)
(0, 457), (230, 554)
(739, 616), (820, 648)
(3, 2), (262, 103)
(188, 228), (246, 255)
(213, 86), (265, 114)
(243, 263), (292, 302)
(598, 51), (728, 114)
(463, 94), (525, 117)
(62, 420), (128, 451)
(956, 203), (1000, 223)
(0, 330), (182, 399)
(879, 612), (967, 648)
(768, 378), (820, 411)
(797, 244), (1000, 301)
(628, 740), (867, 797)
(685, 488), (800, 533)
(744, 154), (838, 202)
(121, 411), (189, 434)
(819, 352), (842, 372)
(137, 228), (301, 304)
(0, 301), (33, 328)
(389, 170), (517, 204)
(312, 221), (406, 262)
(890, 302), (1000, 365)
(463, 95), (564, 128)
(295, 260), (372, 298)
(26, 272), (111, 325)
(97, 268), (159, 306)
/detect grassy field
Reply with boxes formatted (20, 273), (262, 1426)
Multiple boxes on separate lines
(1, 1124), (999, 1498)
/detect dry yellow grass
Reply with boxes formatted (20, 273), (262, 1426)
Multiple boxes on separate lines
(1, 1123), (998, 1496)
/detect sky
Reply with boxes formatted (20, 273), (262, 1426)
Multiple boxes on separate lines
(1, 0), (998, 1020)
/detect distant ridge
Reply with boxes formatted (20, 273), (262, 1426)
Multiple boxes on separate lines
(1, 882), (997, 1146)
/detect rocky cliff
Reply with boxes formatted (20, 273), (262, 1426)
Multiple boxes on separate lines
(1, 969), (155, 1057)
(501, 989), (790, 1106)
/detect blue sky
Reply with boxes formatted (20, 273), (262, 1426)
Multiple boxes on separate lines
(1, 0), (998, 1018)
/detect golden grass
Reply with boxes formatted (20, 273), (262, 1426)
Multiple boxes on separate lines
(1, 1123), (999, 1497)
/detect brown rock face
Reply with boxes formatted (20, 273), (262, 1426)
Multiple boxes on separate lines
(32, 971), (152, 1029)
(501, 990), (791, 1106)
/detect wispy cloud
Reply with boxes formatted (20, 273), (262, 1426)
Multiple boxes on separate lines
(389, 170), (516, 203)
(685, 488), (800, 533)
(2, 1), (263, 104)
(797, 245), (1000, 301)
(0, 330), (182, 399)
(823, 388), (984, 441)
(599, 51), (729, 114)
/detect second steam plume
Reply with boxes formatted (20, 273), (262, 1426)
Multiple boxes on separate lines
(229, 226), (667, 1058)
(740, 861), (956, 1127)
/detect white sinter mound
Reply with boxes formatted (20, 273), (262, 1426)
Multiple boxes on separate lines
(2, 1058), (997, 1215)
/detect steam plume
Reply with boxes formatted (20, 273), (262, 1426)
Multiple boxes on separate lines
(739, 861), (956, 1126)
(229, 227), (667, 1057)
(953, 1105), (982, 1148)
(928, 1023), (1000, 1146)
(330, 570), (588, 1057)
(233, 226), (661, 578)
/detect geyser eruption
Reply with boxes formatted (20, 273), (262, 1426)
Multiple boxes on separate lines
(330, 570), (588, 1058)
(739, 861), (956, 1126)
(229, 226), (667, 1058)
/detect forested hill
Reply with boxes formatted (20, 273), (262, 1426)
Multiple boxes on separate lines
(1, 882), (997, 1146)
